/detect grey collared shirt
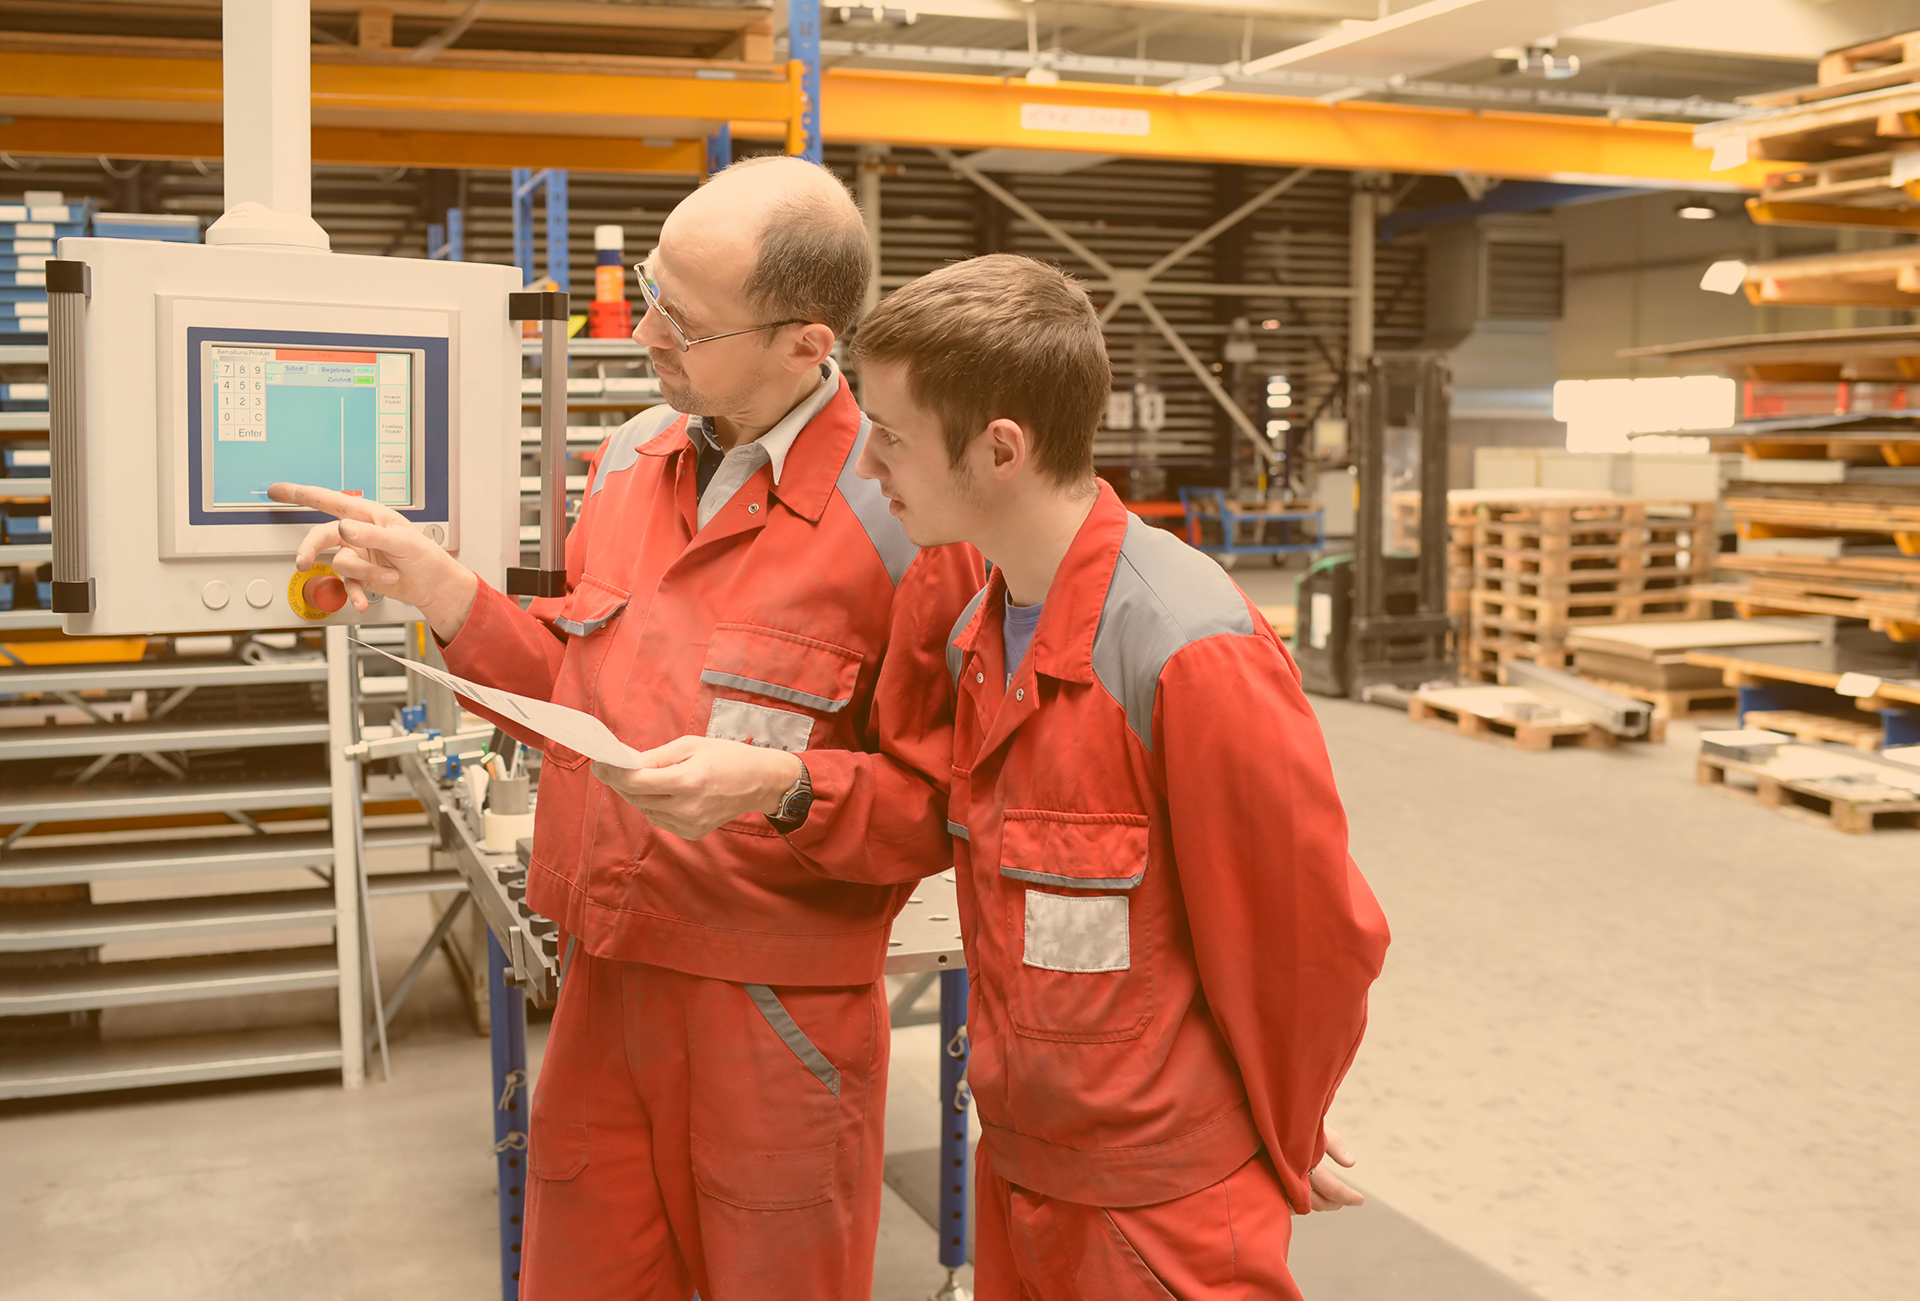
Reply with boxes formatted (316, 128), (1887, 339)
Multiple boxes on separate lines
(689, 359), (840, 530)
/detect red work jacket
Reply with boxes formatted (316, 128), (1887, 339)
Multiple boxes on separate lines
(441, 377), (983, 986)
(945, 482), (1390, 1211)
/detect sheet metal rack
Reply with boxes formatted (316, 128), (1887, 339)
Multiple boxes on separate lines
(0, 630), (422, 1098)
(1, 341), (54, 631)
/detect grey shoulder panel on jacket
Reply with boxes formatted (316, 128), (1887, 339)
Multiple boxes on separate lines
(946, 587), (990, 688)
(1091, 513), (1258, 749)
(835, 416), (918, 586)
(586, 403), (684, 499)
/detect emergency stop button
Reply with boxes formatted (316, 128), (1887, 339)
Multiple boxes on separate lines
(287, 562), (348, 621)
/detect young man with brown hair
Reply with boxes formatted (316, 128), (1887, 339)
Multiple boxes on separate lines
(849, 252), (1391, 1298)
(272, 157), (982, 1299)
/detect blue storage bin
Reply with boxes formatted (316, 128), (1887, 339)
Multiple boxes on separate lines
(0, 201), (87, 223)
(0, 383), (49, 414)
(0, 222), (83, 242)
(3, 513), (51, 542)
(3, 446), (51, 475)
(0, 255), (48, 272)
(0, 576), (15, 611)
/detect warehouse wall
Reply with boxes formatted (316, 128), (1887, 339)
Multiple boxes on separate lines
(4, 151), (1419, 490)
(1551, 191), (1903, 379)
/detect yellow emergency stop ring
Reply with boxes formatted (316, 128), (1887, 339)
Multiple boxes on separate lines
(287, 561), (342, 621)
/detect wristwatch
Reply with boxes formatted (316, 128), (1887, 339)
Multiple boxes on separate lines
(768, 759), (813, 832)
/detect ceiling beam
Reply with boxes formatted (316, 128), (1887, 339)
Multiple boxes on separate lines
(0, 46), (1778, 188)
(0, 115), (707, 174)
(824, 69), (1777, 189)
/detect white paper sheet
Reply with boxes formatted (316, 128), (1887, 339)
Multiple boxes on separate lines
(354, 642), (648, 767)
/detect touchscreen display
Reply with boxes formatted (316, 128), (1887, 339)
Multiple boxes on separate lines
(207, 345), (416, 507)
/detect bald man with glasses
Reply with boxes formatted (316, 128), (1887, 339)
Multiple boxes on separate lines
(271, 156), (982, 1299)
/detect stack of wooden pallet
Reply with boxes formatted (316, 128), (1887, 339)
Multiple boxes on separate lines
(1460, 498), (1716, 682)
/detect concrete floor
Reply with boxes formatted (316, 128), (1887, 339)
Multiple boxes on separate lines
(4, 694), (1916, 1299)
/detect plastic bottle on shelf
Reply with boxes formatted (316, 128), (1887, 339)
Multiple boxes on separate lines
(588, 225), (632, 339)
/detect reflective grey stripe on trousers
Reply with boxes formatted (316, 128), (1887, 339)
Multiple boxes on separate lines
(743, 983), (842, 1097)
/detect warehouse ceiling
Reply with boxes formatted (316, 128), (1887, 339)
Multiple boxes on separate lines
(811, 0), (1920, 118)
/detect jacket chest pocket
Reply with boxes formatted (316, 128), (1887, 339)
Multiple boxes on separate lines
(547, 573), (631, 769)
(532, 574), (631, 884)
(1001, 810), (1153, 1043)
(696, 622), (864, 755)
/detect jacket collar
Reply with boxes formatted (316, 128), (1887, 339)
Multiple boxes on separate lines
(635, 369), (858, 527)
(952, 479), (1131, 689)
(684, 359), (841, 489)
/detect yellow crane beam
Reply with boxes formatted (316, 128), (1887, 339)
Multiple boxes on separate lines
(823, 70), (1778, 190)
(0, 45), (1780, 189)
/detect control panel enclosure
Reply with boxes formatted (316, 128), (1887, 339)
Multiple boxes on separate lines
(54, 238), (520, 634)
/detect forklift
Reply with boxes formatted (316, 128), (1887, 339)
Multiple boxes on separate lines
(1295, 351), (1457, 698)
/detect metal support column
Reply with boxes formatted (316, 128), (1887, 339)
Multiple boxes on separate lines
(511, 168), (568, 291)
(544, 170), (569, 293)
(1349, 169), (1380, 376)
(790, 0), (823, 163)
(490, 929), (530, 1301)
(935, 967), (972, 1300)
(428, 208), (464, 262)
(706, 126), (732, 179)
(507, 290), (570, 599)
(325, 625), (366, 1088)
(858, 144), (887, 317)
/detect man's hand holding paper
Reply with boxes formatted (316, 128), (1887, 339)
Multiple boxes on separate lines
(593, 737), (804, 840)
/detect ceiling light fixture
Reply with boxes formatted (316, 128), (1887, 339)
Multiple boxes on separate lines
(1676, 202), (1717, 220)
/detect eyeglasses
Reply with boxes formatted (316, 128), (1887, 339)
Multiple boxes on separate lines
(633, 264), (812, 353)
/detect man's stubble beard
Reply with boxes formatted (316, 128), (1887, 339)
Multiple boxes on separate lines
(650, 348), (756, 419)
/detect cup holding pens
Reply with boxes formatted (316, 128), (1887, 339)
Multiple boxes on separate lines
(483, 774), (536, 852)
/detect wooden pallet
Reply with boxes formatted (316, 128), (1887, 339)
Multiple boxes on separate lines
(1727, 497), (1920, 536)
(1818, 29), (1920, 88)
(1470, 591), (1711, 631)
(1743, 709), (1886, 751)
(1409, 689), (1614, 752)
(1704, 574), (1920, 623)
(1696, 753), (1920, 834)
(1461, 638), (1575, 681)
(1578, 676), (1739, 719)
(1474, 500), (1715, 527)
(1476, 545), (1710, 581)
(1471, 569), (1706, 599)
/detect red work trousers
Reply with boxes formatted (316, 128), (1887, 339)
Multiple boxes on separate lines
(520, 948), (888, 1300)
(973, 1144), (1302, 1301)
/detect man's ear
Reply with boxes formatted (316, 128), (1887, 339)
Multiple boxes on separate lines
(786, 323), (836, 371)
(984, 417), (1027, 479)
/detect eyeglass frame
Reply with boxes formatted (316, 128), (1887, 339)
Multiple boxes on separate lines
(633, 262), (813, 353)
